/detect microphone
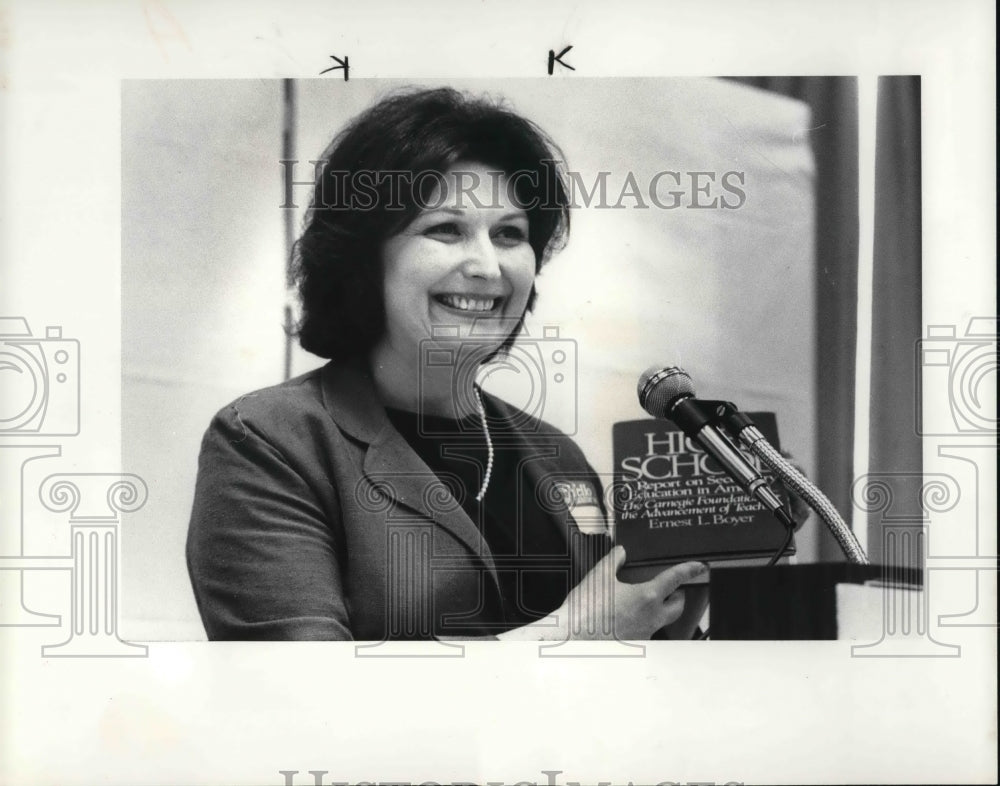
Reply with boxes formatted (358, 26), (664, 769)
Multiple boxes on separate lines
(636, 366), (786, 516)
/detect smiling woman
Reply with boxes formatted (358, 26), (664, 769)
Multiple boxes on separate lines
(373, 163), (537, 419)
(185, 88), (707, 641)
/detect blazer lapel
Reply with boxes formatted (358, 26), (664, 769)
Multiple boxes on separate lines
(486, 393), (612, 581)
(319, 363), (501, 592)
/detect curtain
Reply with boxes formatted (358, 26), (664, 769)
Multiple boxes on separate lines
(727, 76), (923, 564)
(868, 76), (922, 564)
(726, 77), (860, 560)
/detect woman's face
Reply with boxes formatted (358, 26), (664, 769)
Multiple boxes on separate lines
(376, 161), (536, 365)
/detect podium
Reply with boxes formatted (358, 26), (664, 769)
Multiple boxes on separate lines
(708, 562), (923, 640)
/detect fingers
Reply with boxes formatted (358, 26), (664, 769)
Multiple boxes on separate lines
(661, 584), (710, 639)
(591, 545), (626, 578)
(661, 589), (687, 626)
(580, 545), (626, 587)
(647, 561), (708, 598)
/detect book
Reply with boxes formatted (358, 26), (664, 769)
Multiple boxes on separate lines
(612, 412), (795, 583)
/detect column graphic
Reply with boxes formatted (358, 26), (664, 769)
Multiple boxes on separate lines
(37, 474), (148, 657)
(851, 472), (960, 657)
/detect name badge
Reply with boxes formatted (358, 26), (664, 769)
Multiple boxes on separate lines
(552, 480), (610, 536)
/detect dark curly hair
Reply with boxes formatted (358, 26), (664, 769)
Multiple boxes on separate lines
(291, 87), (571, 362)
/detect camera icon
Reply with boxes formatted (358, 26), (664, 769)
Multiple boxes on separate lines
(915, 317), (997, 436)
(417, 323), (578, 437)
(0, 317), (80, 436)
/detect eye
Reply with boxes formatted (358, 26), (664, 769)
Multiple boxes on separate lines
(423, 222), (462, 241)
(492, 225), (528, 246)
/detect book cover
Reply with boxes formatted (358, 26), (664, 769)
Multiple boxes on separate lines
(612, 412), (795, 581)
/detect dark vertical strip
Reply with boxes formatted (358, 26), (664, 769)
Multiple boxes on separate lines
(868, 76), (923, 564)
(282, 78), (297, 382)
(724, 77), (860, 559)
(807, 79), (860, 560)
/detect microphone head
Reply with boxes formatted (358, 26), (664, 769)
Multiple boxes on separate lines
(637, 366), (696, 417)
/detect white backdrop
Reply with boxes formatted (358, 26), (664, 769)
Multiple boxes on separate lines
(122, 78), (816, 639)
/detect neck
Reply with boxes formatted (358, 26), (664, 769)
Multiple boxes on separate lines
(368, 341), (479, 420)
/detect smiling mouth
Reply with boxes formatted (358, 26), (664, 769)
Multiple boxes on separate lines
(434, 294), (501, 313)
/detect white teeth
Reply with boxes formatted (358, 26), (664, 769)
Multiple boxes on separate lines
(439, 295), (497, 312)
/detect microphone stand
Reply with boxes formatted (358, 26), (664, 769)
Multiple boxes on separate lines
(720, 407), (871, 566)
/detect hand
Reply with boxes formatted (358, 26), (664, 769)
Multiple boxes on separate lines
(659, 582), (710, 640)
(560, 546), (708, 640)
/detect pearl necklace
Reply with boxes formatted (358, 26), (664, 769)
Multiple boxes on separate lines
(473, 387), (494, 503)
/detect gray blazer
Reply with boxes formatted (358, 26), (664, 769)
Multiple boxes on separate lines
(186, 362), (611, 640)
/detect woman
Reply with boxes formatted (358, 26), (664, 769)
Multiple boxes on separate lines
(186, 87), (707, 641)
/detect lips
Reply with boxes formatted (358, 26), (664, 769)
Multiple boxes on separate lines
(434, 294), (500, 313)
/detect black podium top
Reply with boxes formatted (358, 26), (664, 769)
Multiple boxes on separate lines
(708, 562), (923, 640)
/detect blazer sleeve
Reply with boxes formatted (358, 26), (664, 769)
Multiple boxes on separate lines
(186, 403), (353, 640)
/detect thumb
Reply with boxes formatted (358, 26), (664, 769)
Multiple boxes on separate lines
(649, 560), (709, 598)
(598, 545), (626, 574)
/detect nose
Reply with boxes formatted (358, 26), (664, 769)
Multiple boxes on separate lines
(460, 229), (502, 279)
